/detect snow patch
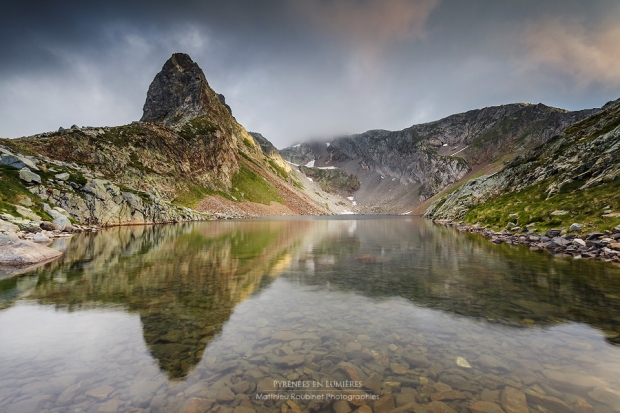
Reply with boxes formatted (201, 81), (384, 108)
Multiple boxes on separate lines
(305, 160), (315, 167)
(442, 143), (448, 147)
(307, 177), (313, 182)
(347, 196), (354, 201)
(285, 160), (299, 166)
(326, 142), (331, 147)
(340, 210), (355, 215)
(293, 144), (300, 148)
(451, 146), (469, 156)
(352, 201), (357, 206)
(317, 166), (336, 170)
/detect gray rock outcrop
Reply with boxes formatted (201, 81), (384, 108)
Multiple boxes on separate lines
(281, 102), (597, 210)
(31, 178), (209, 226)
(141, 53), (223, 125)
(249, 132), (279, 157)
(0, 151), (39, 170)
(218, 94), (232, 115)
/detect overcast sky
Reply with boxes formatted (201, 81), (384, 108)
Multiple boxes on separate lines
(2, 0), (620, 148)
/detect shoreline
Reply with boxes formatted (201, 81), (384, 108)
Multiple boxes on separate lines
(430, 218), (620, 264)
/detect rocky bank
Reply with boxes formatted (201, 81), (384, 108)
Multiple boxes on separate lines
(431, 219), (620, 264)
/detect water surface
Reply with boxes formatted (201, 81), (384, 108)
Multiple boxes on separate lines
(1, 217), (620, 413)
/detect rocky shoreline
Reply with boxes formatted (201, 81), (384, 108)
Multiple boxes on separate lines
(431, 219), (620, 263)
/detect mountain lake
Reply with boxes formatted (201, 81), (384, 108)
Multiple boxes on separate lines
(1, 216), (620, 413)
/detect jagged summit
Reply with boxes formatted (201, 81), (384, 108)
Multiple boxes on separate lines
(141, 53), (228, 125)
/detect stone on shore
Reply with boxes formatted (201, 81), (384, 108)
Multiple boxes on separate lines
(569, 223), (583, 232)
(0, 234), (63, 265)
(33, 232), (51, 243)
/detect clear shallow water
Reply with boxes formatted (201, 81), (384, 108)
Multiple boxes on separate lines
(1, 217), (620, 413)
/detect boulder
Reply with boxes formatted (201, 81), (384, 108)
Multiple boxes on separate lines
(500, 387), (528, 413)
(33, 232), (51, 243)
(545, 229), (561, 237)
(550, 210), (569, 216)
(588, 387), (620, 408)
(18, 167), (41, 184)
(53, 216), (69, 231)
(0, 152), (39, 170)
(469, 401), (505, 413)
(569, 223), (583, 232)
(40, 221), (56, 231)
(0, 235), (62, 265)
(15, 205), (41, 220)
(55, 172), (70, 181)
(573, 238), (587, 247)
(552, 237), (571, 247)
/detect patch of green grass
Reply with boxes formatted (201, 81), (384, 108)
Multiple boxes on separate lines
(243, 137), (254, 147)
(237, 150), (261, 168)
(173, 185), (216, 209)
(0, 139), (38, 156)
(292, 179), (304, 190)
(178, 118), (219, 140)
(0, 165), (51, 220)
(464, 179), (620, 232)
(100, 124), (148, 146)
(268, 160), (288, 180)
(224, 164), (282, 205)
(69, 171), (88, 186)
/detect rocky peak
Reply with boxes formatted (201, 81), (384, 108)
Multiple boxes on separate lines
(141, 53), (224, 125)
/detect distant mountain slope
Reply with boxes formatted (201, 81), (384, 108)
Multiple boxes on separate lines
(281, 103), (597, 213)
(425, 98), (620, 232)
(0, 53), (327, 226)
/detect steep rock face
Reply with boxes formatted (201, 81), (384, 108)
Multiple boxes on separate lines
(249, 132), (278, 157)
(141, 53), (228, 125)
(281, 103), (596, 212)
(425, 98), (620, 220)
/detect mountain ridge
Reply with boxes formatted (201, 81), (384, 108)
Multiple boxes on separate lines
(0, 53), (329, 232)
(424, 97), (620, 232)
(280, 102), (598, 213)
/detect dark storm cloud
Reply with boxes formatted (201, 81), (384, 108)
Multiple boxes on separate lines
(1, 0), (620, 147)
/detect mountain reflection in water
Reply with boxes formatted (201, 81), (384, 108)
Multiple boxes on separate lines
(0, 217), (620, 413)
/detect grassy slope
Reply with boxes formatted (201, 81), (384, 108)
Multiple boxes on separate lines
(464, 179), (620, 232)
(0, 165), (52, 220)
(427, 99), (620, 232)
(173, 157), (283, 208)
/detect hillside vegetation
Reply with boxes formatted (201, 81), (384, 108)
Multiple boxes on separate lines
(426, 98), (620, 232)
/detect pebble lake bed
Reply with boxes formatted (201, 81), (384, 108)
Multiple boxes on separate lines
(1, 216), (620, 413)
